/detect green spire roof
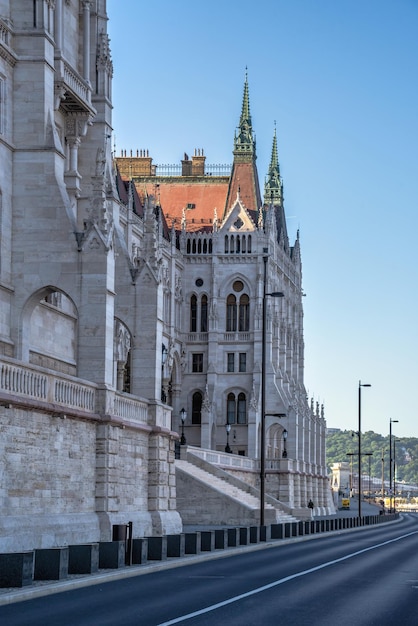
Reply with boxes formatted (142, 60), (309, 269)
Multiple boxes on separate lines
(233, 69), (256, 161)
(264, 123), (283, 206)
(239, 69), (251, 128)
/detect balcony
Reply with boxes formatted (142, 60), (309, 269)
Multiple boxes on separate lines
(54, 59), (96, 116)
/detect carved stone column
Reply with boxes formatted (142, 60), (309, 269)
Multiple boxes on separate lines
(54, 0), (62, 51)
(81, 1), (93, 85)
(64, 112), (91, 198)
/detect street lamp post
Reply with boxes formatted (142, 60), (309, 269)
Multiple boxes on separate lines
(225, 423), (232, 453)
(381, 448), (385, 497)
(364, 452), (373, 497)
(393, 438), (400, 513)
(180, 407), (187, 445)
(161, 344), (168, 402)
(260, 251), (284, 527)
(358, 381), (371, 518)
(389, 419), (398, 512)
(282, 429), (288, 458)
(346, 452), (356, 496)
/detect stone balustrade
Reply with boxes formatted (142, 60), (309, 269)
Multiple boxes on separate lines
(0, 357), (154, 427)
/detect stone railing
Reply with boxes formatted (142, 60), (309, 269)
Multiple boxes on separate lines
(63, 61), (91, 104)
(187, 446), (256, 470)
(186, 332), (208, 343)
(0, 19), (12, 47)
(0, 357), (152, 426)
(113, 392), (148, 424)
(222, 332), (252, 342)
(0, 357), (97, 413)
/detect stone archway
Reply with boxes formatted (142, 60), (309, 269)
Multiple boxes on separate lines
(114, 319), (132, 392)
(22, 286), (78, 375)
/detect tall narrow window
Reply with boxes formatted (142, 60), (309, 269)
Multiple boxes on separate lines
(226, 295), (237, 332)
(192, 391), (202, 424)
(237, 393), (247, 424)
(227, 353), (235, 372)
(224, 235), (229, 253)
(227, 393), (236, 424)
(239, 294), (250, 331)
(190, 295), (197, 332)
(239, 353), (247, 372)
(192, 353), (203, 373)
(200, 295), (208, 332)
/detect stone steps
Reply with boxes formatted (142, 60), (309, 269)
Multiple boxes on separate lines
(176, 460), (296, 523)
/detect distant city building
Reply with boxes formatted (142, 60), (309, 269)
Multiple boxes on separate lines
(0, 0), (333, 552)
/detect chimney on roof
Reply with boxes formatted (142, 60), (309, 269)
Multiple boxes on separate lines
(182, 153), (192, 176)
(114, 149), (153, 178)
(192, 148), (206, 176)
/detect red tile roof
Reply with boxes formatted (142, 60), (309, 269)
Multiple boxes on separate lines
(133, 178), (230, 232)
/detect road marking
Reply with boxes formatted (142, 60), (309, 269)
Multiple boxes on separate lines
(157, 530), (418, 625)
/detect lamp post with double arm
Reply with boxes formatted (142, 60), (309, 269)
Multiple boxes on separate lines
(389, 419), (398, 512)
(358, 381), (371, 518)
(260, 250), (284, 527)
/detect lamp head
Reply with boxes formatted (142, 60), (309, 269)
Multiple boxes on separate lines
(180, 407), (186, 423)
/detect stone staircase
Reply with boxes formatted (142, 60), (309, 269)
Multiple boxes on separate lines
(176, 459), (297, 527)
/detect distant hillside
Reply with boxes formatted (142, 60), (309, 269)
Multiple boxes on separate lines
(326, 429), (418, 486)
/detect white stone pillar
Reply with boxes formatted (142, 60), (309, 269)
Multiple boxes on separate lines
(54, 0), (62, 50)
(82, 1), (93, 84)
(67, 137), (80, 173)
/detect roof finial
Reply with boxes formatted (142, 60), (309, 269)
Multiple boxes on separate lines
(240, 67), (251, 128)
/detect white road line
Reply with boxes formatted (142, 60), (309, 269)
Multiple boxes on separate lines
(157, 530), (418, 625)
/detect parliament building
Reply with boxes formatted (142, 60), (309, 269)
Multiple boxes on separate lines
(0, 0), (333, 553)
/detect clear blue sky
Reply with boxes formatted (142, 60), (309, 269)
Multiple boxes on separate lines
(108, 0), (418, 438)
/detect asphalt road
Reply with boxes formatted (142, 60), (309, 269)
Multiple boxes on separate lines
(1, 514), (417, 626)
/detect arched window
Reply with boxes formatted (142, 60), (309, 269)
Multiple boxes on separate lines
(247, 235), (252, 253)
(242, 235), (247, 253)
(237, 393), (247, 424)
(224, 235), (229, 253)
(226, 295), (237, 332)
(190, 295), (197, 332)
(192, 391), (203, 424)
(230, 235), (235, 253)
(239, 294), (250, 331)
(201, 295), (208, 332)
(226, 392), (247, 425)
(227, 392), (236, 424)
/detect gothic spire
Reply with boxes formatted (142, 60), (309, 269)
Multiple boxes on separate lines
(264, 123), (283, 207)
(233, 69), (256, 161)
(240, 68), (251, 129)
(224, 71), (261, 216)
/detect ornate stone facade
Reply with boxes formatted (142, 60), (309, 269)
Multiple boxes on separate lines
(0, 0), (181, 552)
(0, 2), (333, 553)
